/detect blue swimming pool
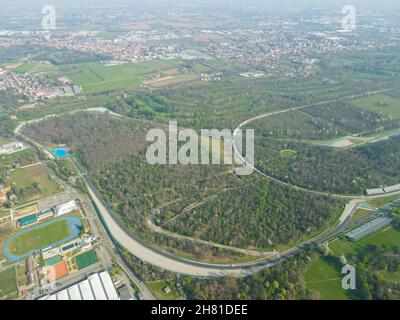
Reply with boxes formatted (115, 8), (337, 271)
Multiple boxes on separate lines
(50, 148), (70, 158)
(2, 216), (82, 262)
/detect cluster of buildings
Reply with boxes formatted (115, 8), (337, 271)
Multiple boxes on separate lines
(366, 184), (400, 196)
(38, 271), (120, 300)
(17, 197), (78, 228)
(0, 141), (25, 156)
(0, 69), (81, 102)
(345, 216), (393, 242)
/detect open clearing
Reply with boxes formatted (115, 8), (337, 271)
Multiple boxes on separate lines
(64, 59), (185, 93)
(350, 94), (400, 118)
(329, 226), (400, 257)
(9, 164), (62, 203)
(146, 280), (180, 300)
(304, 255), (349, 300)
(0, 268), (17, 297)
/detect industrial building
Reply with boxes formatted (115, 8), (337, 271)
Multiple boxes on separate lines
(383, 184), (400, 193)
(366, 188), (385, 196)
(38, 193), (73, 212)
(345, 217), (393, 241)
(54, 200), (78, 216)
(38, 271), (119, 300)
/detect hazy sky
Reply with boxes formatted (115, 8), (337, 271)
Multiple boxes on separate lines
(0, 0), (399, 13)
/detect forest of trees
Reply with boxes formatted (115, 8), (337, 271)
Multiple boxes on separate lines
(23, 113), (343, 251)
(254, 135), (400, 195)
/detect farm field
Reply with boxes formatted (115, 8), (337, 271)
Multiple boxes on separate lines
(63, 59), (185, 94)
(14, 62), (55, 74)
(7, 219), (71, 256)
(350, 94), (400, 119)
(0, 268), (17, 298)
(9, 164), (62, 203)
(329, 226), (400, 257)
(304, 255), (349, 300)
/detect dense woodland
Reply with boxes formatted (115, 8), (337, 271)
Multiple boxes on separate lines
(255, 135), (400, 195)
(23, 113), (343, 251)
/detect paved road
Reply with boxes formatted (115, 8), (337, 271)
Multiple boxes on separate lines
(232, 89), (400, 201)
(15, 131), (156, 299)
(14, 88), (400, 278)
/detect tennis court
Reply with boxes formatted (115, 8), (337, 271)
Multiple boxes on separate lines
(43, 255), (62, 266)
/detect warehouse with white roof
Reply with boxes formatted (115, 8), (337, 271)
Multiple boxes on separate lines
(38, 271), (119, 300)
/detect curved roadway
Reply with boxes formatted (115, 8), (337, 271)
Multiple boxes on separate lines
(15, 92), (399, 277)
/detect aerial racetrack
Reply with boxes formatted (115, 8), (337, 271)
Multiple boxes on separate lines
(17, 87), (400, 277)
(234, 94), (400, 199)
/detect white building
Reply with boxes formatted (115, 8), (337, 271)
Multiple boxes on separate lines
(38, 271), (120, 300)
(54, 200), (78, 216)
(0, 142), (24, 155)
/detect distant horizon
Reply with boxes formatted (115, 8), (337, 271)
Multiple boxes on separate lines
(1, 0), (400, 12)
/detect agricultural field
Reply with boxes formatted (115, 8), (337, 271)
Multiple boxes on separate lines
(8, 163), (62, 204)
(62, 59), (185, 94)
(304, 255), (349, 300)
(0, 267), (18, 298)
(14, 62), (55, 74)
(350, 94), (400, 119)
(7, 219), (71, 256)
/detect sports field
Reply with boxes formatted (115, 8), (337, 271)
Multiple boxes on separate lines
(7, 219), (71, 256)
(74, 249), (98, 270)
(48, 261), (69, 280)
(304, 255), (349, 300)
(64, 59), (184, 94)
(350, 94), (400, 118)
(9, 164), (62, 203)
(0, 268), (18, 297)
(44, 255), (62, 266)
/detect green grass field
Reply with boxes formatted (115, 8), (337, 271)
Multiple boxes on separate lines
(369, 195), (400, 208)
(280, 149), (297, 158)
(0, 208), (10, 219)
(330, 226), (400, 257)
(304, 255), (349, 300)
(0, 267), (18, 297)
(350, 94), (400, 118)
(147, 280), (180, 300)
(0, 148), (36, 173)
(74, 249), (98, 270)
(9, 164), (62, 203)
(380, 270), (400, 283)
(63, 59), (185, 94)
(8, 219), (71, 256)
(14, 62), (55, 74)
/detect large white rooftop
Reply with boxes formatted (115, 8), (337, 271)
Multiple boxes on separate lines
(38, 271), (119, 300)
